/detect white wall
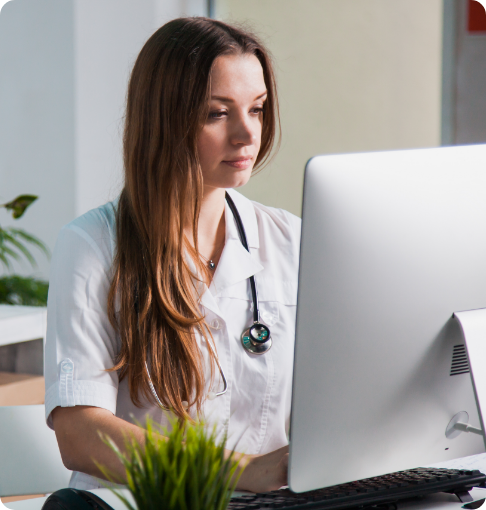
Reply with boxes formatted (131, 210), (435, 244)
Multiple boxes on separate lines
(217, 0), (444, 216)
(73, 0), (162, 216)
(74, 0), (207, 217)
(0, 0), (207, 280)
(0, 0), (75, 280)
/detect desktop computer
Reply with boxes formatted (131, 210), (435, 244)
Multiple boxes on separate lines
(229, 144), (486, 510)
(289, 144), (486, 493)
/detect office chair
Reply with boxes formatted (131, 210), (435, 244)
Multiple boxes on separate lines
(0, 405), (71, 497)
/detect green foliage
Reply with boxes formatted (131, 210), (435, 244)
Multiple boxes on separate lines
(0, 275), (48, 306)
(0, 227), (49, 271)
(0, 194), (49, 272)
(2, 195), (39, 219)
(100, 419), (242, 510)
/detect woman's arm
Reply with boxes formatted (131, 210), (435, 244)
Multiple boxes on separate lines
(52, 406), (145, 482)
(52, 405), (288, 491)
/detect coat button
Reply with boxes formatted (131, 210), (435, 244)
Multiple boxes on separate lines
(211, 319), (221, 330)
(61, 360), (74, 373)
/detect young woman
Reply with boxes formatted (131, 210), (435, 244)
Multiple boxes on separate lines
(44, 17), (301, 493)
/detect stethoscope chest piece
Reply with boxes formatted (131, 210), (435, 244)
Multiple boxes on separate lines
(241, 322), (272, 355)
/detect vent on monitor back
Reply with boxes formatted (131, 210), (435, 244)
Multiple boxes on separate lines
(450, 344), (470, 376)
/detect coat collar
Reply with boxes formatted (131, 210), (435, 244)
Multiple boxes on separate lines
(197, 190), (263, 310)
(224, 188), (260, 249)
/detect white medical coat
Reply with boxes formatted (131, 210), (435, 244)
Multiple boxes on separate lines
(44, 188), (301, 489)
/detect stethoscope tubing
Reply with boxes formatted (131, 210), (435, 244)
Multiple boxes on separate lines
(144, 192), (269, 410)
(145, 326), (228, 411)
(224, 192), (260, 323)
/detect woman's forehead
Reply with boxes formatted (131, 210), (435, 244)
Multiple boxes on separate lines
(209, 54), (266, 100)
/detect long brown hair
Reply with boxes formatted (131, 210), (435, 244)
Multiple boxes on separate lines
(107, 17), (279, 419)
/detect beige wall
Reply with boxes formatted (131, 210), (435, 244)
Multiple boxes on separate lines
(217, 0), (443, 216)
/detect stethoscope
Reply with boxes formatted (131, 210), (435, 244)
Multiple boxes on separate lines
(144, 191), (272, 409)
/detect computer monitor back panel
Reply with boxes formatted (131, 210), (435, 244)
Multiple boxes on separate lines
(290, 145), (486, 493)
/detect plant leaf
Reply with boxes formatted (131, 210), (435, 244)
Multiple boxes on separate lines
(2, 230), (37, 267)
(0, 275), (48, 306)
(2, 195), (38, 219)
(0, 228), (50, 271)
(7, 228), (50, 258)
(99, 417), (243, 510)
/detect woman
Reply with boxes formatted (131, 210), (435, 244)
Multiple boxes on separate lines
(45, 17), (300, 493)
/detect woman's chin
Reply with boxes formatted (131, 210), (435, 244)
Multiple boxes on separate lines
(204, 171), (253, 190)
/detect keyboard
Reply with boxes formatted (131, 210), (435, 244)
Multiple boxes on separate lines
(228, 467), (486, 510)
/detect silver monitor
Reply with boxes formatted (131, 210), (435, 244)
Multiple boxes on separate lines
(289, 144), (486, 493)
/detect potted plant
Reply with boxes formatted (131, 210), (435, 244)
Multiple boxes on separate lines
(100, 418), (243, 510)
(0, 195), (49, 306)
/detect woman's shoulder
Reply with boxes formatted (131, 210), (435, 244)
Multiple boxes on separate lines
(55, 199), (118, 265)
(63, 199), (117, 236)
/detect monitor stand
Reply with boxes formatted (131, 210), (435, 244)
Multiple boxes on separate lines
(451, 309), (486, 443)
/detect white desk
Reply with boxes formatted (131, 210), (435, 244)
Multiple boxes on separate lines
(3, 440), (486, 510)
(5, 489), (133, 510)
(4, 487), (486, 510)
(0, 305), (47, 347)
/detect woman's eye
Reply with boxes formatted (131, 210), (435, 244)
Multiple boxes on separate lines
(251, 106), (264, 115)
(208, 110), (227, 120)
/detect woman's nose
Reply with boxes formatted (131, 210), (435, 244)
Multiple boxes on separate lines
(230, 114), (257, 146)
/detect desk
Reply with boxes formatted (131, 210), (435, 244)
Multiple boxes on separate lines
(0, 305), (47, 347)
(3, 447), (486, 510)
(5, 489), (133, 510)
(4, 487), (486, 510)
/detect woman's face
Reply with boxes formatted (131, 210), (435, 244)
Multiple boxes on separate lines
(197, 53), (267, 191)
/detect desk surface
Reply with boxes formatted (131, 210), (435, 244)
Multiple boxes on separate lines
(5, 489), (133, 510)
(4, 487), (486, 510)
(0, 305), (47, 347)
(5, 453), (486, 510)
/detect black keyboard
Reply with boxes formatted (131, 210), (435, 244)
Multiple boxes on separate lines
(228, 467), (486, 510)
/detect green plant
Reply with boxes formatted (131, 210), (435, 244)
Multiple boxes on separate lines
(0, 194), (49, 272)
(0, 275), (49, 306)
(100, 418), (243, 510)
(0, 194), (50, 306)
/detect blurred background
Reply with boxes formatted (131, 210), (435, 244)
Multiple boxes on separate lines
(0, 0), (485, 283)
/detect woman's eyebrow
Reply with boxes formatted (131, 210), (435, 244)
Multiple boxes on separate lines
(210, 91), (268, 102)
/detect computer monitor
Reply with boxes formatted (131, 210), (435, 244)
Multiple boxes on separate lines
(289, 144), (486, 493)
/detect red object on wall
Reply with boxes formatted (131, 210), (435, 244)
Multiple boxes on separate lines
(468, 0), (486, 32)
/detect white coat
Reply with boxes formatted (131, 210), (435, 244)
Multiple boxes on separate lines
(44, 188), (301, 489)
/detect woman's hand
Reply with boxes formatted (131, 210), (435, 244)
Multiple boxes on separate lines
(234, 445), (289, 493)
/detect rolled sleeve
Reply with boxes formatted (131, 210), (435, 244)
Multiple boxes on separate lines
(44, 217), (120, 429)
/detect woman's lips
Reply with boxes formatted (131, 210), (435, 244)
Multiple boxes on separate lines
(222, 158), (253, 169)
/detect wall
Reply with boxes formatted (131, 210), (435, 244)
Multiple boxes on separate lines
(0, 0), (207, 280)
(0, 0), (75, 281)
(454, 0), (486, 144)
(216, 0), (444, 216)
(73, 0), (208, 216)
(0, 0), (445, 278)
(73, 0), (164, 216)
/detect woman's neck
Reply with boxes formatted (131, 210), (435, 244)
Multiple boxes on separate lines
(185, 186), (226, 270)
